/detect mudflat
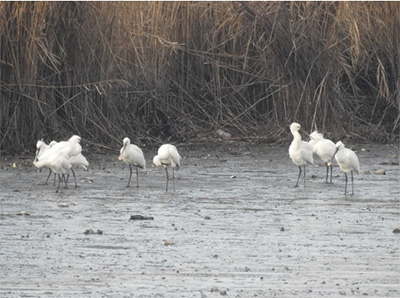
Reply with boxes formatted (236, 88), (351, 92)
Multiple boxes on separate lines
(1, 142), (399, 297)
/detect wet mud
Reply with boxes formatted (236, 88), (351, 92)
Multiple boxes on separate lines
(0, 142), (399, 297)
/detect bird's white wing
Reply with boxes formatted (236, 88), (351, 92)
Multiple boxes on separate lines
(169, 145), (181, 169)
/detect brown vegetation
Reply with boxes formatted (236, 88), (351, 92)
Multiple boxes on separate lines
(0, 2), (399, 153)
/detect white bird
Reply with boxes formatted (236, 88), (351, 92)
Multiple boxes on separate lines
(153, 144), (181, 192)
(118, 137), (146, 187)
(309, 131), (337, 183)
(51, 140), (89, 171)
(289, 123), (314, 187)
(34, 151), (72, 193)
(50, 135), (82, 157)
(332, 141), (360, 195)
(70, 154), (89, 171)
(34, 139), (50, 163)
(38, 135), (83, 188)
(34, 139), (54, 185)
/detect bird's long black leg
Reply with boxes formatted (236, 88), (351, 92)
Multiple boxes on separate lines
(63, 173), (68, 189)
(344, 172), (348, 195)
(325, 163), (329, 183)
(165, 167), (169, 192)
(351, 171), (354, 195)
(136, 166), (139, 188)
(172, 167), (175, 192)
(56, 174), (62, 193)
(127, 164), (133, 187)
(303, 165), (307, 187)
(330, 164), (333, 184)
(45, 169), (52, 185)
(295, 166), (302, 187)
(71, 168), (77, 188)
(65, 174), (70, 188)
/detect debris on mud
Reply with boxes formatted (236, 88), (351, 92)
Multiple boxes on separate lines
(211, 286), (228, 295)
(375, 169), (386, 175)
(163, 240), (175, 246)
(393, 228), (400, 234)
(129, 215), (154, 220)
(379, 161), (399, 166)
(84, 229), (103, 235)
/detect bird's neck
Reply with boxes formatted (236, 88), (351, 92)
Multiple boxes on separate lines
(292, 131), (302, 142)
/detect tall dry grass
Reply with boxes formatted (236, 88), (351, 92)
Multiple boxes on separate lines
(0, 2), (399, 153)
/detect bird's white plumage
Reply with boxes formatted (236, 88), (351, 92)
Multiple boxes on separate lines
(309, 131), (337, 183)
(289, 122), (313, 187)
(34, 139), (55, 185)
(34, 150), (72, 192)
(333, 141), (360, 195)
(49, 135), (82, 158)
(309, 131), (336, 163)
(34, 135), (86, 191)
(35, 151), (71, 175)
(334, 141), (360, 174)
(49, 140), (89, 170)
(153, 144), (181, 191)
(70, 154), (89, 170)
(118, 137), (145, 187)
(289, 123), (313, 166)
(153, 144), (181, 169)
(34, 139), (50, 163)
(119, 137), (146, 169)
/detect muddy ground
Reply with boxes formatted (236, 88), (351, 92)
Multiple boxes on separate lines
(0, 141), (399, 297)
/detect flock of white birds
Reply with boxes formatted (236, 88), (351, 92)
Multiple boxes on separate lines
(33, 122), (360, 195)
(289, 122), (360, 195)
(34, 136), (181, 193)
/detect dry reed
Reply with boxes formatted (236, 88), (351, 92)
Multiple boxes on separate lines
(0, 2), (398, 153)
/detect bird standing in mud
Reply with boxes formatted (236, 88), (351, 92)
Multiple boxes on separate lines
(44, 135), (83, 189)
(289, 122), (313, 187)
(153, 144), (181, 192)
(34, 150), (72, 193)
(332, 141), (360, 195)
(34, 135), (85, 191)
(118, 137), (146, 187)
(50, 141), (89, 171)
(34, 139), (54, 185)
(309, 131), (336, 183)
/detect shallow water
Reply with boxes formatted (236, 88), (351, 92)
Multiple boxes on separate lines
(1, 142), (399, 297)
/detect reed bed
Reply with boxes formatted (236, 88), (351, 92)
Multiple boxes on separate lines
(0, 2), (398, 153)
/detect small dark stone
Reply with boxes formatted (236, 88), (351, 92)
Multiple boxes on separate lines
(84, 229), (103, 235)
(393, 228), (400, 234)
(204, 216), (211, 220)
(130, 215), (154, 221)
